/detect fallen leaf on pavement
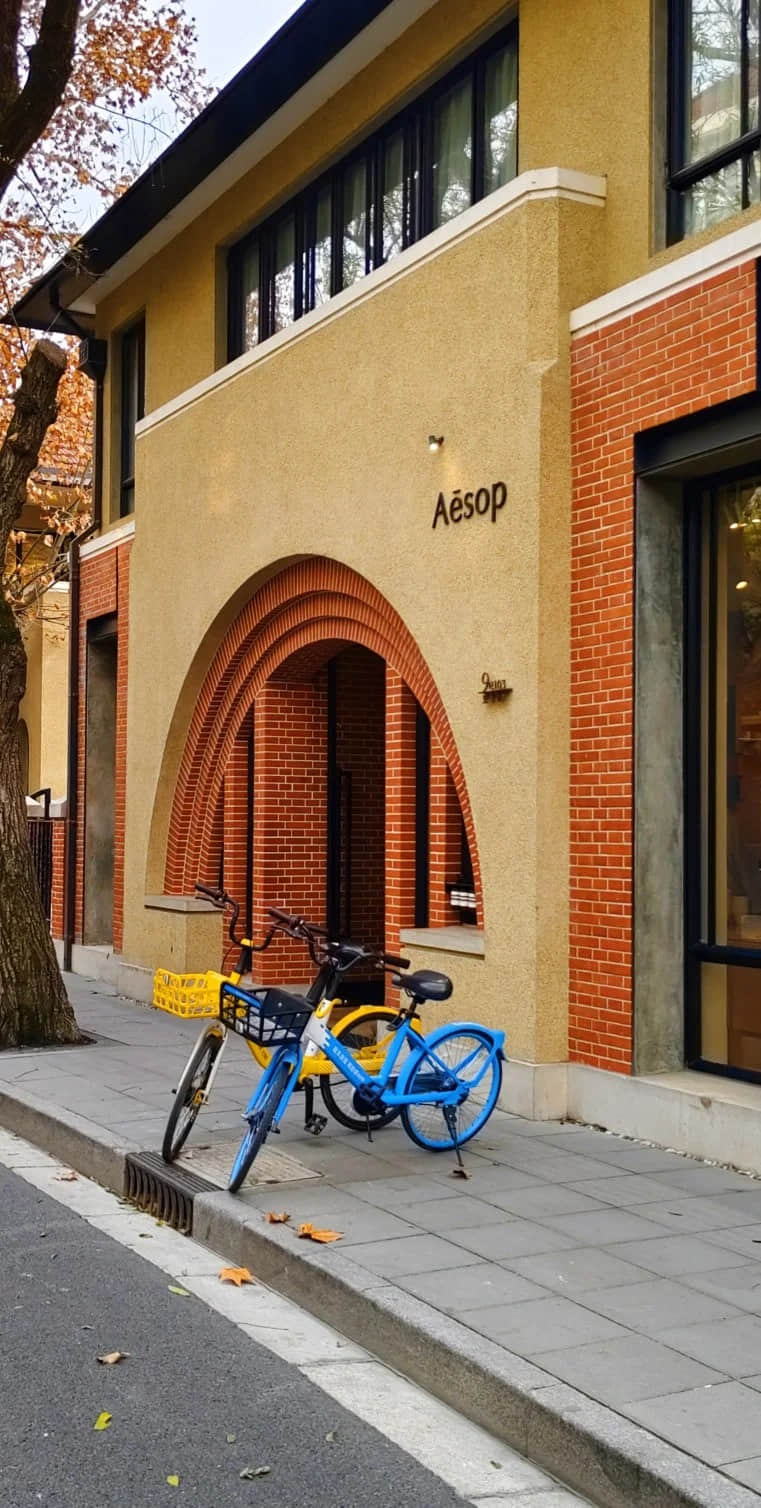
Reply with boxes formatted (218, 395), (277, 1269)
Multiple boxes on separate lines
(297, 1223), (343, 1244)
(226, 1433), (236, 1444)
(166, 1475), (180, 1487)
(97, 1351), (129, 1366)
(138, 1233), (152, 1239)
(266, 1212), (290, 1224)
(325, 1430), (337, 1443)
(218, 1266), (254, 1286)
(450, 1166), (470, 1180)
(239, 1466), (271, 1479)
(55, 1171), (78, 1182)
(168, 1285), (191, 1297)
(93, 1412), (112, 1432)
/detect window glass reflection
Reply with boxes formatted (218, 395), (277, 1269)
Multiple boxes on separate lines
(432, 76), (472, 227)
(342, 159), (368, 288)
(272, 215), (296, 332)
(484, 44), (518, 191)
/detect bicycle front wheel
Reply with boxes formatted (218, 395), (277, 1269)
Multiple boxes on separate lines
(228, 1057), (292, 1193)
(320, 1008), (414, 1131)
(401, 1027), (502, 1151)
(162, 1025), (224, 1164)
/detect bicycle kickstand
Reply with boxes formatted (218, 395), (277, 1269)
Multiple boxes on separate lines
(301, 1077), (327, 1136)
(443, 1105), (465, 1171)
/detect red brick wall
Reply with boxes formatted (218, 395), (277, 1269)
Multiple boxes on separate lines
(570, 261), (757, 1071)
(384, 668), (418, 979)
(221, 712), (252, 928)
(51, 820), (65, 939)
(251, 675), (328, 985)
(335, 648), (386, 957)
(75, 541), (130, 950)
(165, 558), (482, 921)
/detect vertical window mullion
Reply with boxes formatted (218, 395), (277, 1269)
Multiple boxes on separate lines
(331, 168), (343, 295)
(668, 0), (689, 240)
(472, 56), (484, 204)
(742, 0), (751, 205)
(264, 227), (275, 340)
(294, 199), (305, 319)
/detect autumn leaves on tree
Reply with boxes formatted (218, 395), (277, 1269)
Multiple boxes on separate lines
(0, 1), (206, 1046)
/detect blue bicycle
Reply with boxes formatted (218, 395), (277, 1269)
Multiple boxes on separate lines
(219, 909), (505, 1193)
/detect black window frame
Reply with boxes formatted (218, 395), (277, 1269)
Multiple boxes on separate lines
(668, 0), (760, 243)
(684, 458), (761, 1084)
(119, 318), (145, 518)
(227, 19), (518, 360)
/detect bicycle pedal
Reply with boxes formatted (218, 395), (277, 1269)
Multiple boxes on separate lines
(304, 1114), (328, 1136)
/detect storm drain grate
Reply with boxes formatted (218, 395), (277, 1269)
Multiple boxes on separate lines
(124, 1151), (218, 1234)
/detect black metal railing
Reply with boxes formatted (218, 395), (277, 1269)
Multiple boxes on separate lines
(27, 816), (54, 924)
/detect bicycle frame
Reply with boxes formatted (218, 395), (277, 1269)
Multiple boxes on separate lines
(244, 998), (503, 1131)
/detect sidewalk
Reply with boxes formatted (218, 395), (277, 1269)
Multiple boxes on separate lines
(4, 976), (761, 1508)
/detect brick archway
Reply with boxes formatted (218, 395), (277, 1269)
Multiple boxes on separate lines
(163, 558), (481, 932)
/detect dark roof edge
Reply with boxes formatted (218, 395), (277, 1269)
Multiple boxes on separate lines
(9, 0), (396, 331)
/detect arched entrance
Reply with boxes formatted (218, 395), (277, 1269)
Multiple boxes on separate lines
(161, 559), (481, 981)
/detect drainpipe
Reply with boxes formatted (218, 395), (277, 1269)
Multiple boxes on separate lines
(63, 340), (106, 972)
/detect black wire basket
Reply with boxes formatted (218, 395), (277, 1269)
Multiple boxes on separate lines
(219, 981), (312, 1046)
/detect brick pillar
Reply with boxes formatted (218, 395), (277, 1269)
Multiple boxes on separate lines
(384, 668), (417, 997)
(222, 713), (252, 928)
(252, 674), (328, 985)
(428, 736), (463, 928)
(51, 821), (66, 939)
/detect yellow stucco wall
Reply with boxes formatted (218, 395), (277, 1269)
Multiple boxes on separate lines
(85, 0), (745, 1066)
(95, 0), (659, 526)
(20, 590), (69, 798)
(118, 188), (602, 1064)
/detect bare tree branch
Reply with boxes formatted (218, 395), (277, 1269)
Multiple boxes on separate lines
(0, 0), (81, 205)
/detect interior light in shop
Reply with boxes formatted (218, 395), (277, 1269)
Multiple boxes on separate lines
(736, 580), (749, 591)
(428, 435), (444, 452)
(730, 521), (743, 530)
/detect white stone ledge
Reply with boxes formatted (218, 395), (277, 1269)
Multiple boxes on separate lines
(136, 167), (607, 439)
(143, 894), (217, 913)
(400, 926), (485, 957)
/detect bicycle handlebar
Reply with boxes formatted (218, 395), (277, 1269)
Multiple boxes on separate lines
(194, 885), (409, 975)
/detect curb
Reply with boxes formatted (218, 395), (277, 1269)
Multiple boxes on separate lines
(2, 1085), (759, 1508)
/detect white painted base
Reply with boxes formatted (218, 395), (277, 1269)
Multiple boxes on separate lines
(567, 1063), (761, 1177)
(55, 939), (154, 1004)
(500, 1058), (568, 1121)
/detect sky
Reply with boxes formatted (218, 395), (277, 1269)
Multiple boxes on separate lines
(187, 0), (304, 89)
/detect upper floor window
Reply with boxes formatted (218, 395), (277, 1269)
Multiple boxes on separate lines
(669, 0), (760, 241)
(120, 319), (145, 517)
(228, 22), (518, 360)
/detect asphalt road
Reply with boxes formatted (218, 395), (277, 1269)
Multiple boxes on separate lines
(0, 1165), (466, 1508)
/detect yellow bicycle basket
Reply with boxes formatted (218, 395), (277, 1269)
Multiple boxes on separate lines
(152, 969), (226, 1019)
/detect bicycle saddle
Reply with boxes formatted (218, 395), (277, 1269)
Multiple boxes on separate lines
(392, 969), (453, 1002)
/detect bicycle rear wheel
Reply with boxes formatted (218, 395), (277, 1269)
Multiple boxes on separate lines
(162, 1025), (224, 1164)
(228, 1057), (292, 1193)
(401, 1027), (502, 1151)
(320, 1008), (416, 1131)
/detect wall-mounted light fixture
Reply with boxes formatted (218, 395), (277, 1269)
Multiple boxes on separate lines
(428, 434), (444, 452)
(736, 579), (749, 591)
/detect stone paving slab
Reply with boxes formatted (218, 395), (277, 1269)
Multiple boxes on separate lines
(6, 977), (761, 1505)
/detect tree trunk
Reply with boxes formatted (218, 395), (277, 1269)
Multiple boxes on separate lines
(0, 338), (80, 1047)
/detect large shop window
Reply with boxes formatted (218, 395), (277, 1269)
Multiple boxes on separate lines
(227, 23), (518, 359)
(119, 319), (145, 517)
(686, 471), (761, 1078)
(669, 0), (761, 241)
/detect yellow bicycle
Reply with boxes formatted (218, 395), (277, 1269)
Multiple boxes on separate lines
(154, 885), (419, 1163)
